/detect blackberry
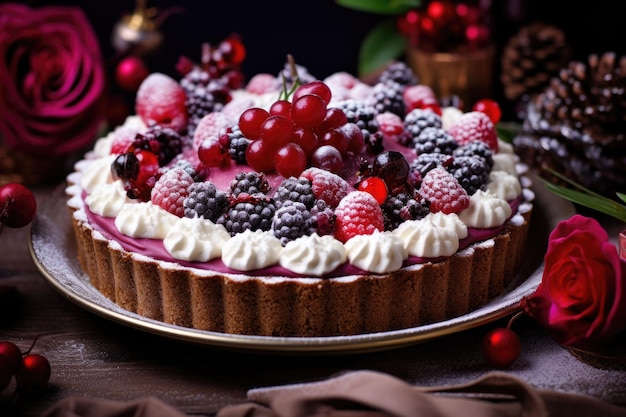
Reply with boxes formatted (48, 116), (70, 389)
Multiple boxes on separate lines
(333, 99), (381, 153)
(412, 127), (458, 155)
(271, 201), (314, 245)
(378, 61), (418, 87)
(181, 66), (232, 135)
(310, 199), (335, 236)
(183, 181), (228, 222)
(274, 177), (316, 209)
(130, 123), (183, 166)
(368, 80), (406, 117)
(411, 153), (453, 176)
(229, 172), (270, 197)
(453, 141), (494, 171)
(404, 108), (443, 142)
(167, 159), (207, 182)
(382, 192), (429, 230)
(224, 125), (251, 164)
(217, 193), (276, 236)
(447, 156), (490, 195)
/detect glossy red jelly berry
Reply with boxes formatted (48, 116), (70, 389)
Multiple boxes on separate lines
(472, 98), (501, 124)
(357, 177), (388, 205)
(0, 183), (37, 228)
(481, 327), (521, 368)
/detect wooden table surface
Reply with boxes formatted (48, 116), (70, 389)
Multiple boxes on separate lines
(1, 185), (625, 417)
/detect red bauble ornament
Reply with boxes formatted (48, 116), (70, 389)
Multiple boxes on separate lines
(115, 56), (149, 92)
(482, 327), (521, 368)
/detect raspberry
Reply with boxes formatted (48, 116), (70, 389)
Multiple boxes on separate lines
(334, 191), (385, 243)
(403, 84), (438, 112)
(150, 168), (194, 217)
(300, 167), (351, 208)
(136, 73), (188, 133)
(192, 112), (233, 151)
(245, 73), (279, 94)
(447, 111), (498, 152)
(110, 126), (140, 154)
(375, 111), (408, 143)
(419, 166), (470, 214)
(323, 71), (359, 91)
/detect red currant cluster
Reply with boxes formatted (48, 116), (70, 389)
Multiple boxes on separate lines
(397, 0), (491, 52)
(0, 340), (51, 394)
(238, 81), (364, 178)
(0, 183), (37, 233)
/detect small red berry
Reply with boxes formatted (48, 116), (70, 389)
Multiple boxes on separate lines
(115, 56), (149, 92)
(15, 353), (51, 389)
(357, 177), (388, 205)
(481, 327), (521, 368)
(0, 183), (37, 228)
(472, 98), (501, 124)
(0, 341), (22, 374)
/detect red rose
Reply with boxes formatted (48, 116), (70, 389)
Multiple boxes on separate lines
(523, 214), (626, 350)
(0, 3), (105, 156)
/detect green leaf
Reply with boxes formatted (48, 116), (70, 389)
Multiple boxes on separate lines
(617, 192), (626, 205)
(336, 0), (421, 15)
(495, 122), (521, 144)
(541, 181), (626, 223)
(358, 19), (407, 76)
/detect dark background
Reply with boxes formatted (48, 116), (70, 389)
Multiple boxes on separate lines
(7, 0), (626, 120)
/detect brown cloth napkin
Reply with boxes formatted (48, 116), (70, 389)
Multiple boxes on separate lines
(43, 370), (626, 417)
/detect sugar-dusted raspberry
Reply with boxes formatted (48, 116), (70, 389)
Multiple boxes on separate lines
(403, 84), (438, 112)
(447, 111), (498, 152)
(300, 167), (351, 208)
(110, 125), (140, 154)
(334, 191), (385, 243)
(246, 73), (280, 94)
(419, 166), (470, 214)
(323, 71), (359, 92)
(375, 111), (408, 143)
(192, 111), (233, 151)
(151, 167), (194, 217)
(136, 73), (188, 133)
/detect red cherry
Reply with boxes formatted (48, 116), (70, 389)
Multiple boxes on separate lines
(481, 327), (521, 368)
(357, 177), (388, 205)
(245, 139), (276, 173)
(115, 56), (149, 92)
(291, 94), (327, 129)
(15, 353), (51, 389)
(0, 183), (37, 228)
(269, 100), (292, 119)
(293, 80), (332, 104)
(0, 341), (22, 374)
(260, 115), (294, 147)
(239, 107), (269, 140)
(274, 143), (307, 178)
(472, 98), (501, 124)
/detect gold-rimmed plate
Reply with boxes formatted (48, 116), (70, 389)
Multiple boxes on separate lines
(29, 177), (574, 354)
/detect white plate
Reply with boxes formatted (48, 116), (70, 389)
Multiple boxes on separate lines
(29, 177), (574, 354)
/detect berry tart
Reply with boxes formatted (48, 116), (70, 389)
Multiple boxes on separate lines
(66, 45), (533, 337)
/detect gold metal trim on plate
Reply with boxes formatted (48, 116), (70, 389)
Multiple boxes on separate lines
(29, 176), (575, 354)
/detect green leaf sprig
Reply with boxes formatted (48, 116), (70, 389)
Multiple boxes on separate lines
(541, 167), (626, 223)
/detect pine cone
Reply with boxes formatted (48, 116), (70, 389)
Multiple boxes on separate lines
(514, 52), (626, 197)
(501, 22), (571, 103)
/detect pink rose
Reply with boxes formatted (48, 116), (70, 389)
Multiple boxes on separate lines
(523, 214), (626, 350)
(0, 3), (105, 156)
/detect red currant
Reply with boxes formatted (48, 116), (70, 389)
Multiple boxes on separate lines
(316, 107), (348, 134)
(245, 139), (276, 173)
(481, 327), (521, 368)
(239, 107), (269, 140)
(291, 94), (327, 129)
(269, 100), (292, 119)
(260, 115), (294, 148)
(357, 177), (388, 204)
(198, 135), (230, 167)
(274, 143), (307, 178)
(472, 98), (501, 124)
(293, 80), (332, 104)
(320, 127), (349, 155)
(15, 353), (51, 390)
(342, 123), (366, 154)
(310, 145), (343, 173)
(0, 183), (37, 228)
(291, 127), (319, 158)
